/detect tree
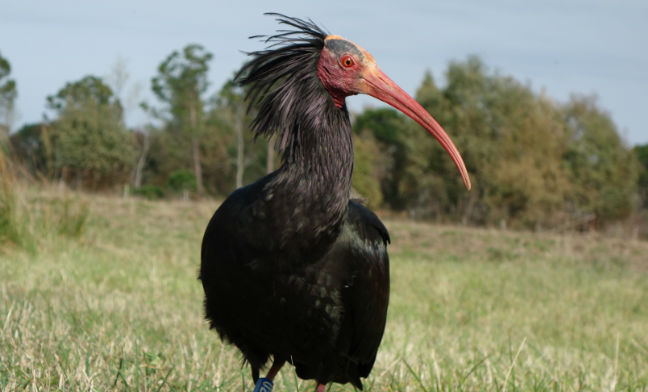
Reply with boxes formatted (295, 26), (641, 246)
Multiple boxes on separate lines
(46, 75), (135, 189)
(351, 131), (383, 209)
(563, 95), (639, 226)
(208, 78), (267, 192)
(47, 75), (117, 112)
(9, 123), (49, 174)
(217, 79), (246, 188)
(480, 81), (572, 229)
(130, 101), (159, 190)
(353, 107), (410, 209)
(422, 57), (500, 223)
(353, 58), (639, 229)
(635, 144), (648, 209)
(0, 52), (17, 141)
(132, 125), (151, 189)
(410, 58), (579, 228)
(151, 44), (212, 195)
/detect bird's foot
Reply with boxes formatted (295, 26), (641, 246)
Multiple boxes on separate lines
(252, 377), (274, 392)
(315, 384), (326, 392)
(251, 358), (285, 392)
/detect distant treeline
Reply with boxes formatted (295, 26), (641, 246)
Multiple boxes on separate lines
(1, 47), (647, 233)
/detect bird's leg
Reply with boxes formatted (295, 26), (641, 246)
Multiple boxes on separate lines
(252, 358), (286, 392)
(265, 357), (285, 380)
(251, 367), (259, 383)
(315, 384), (327, 392)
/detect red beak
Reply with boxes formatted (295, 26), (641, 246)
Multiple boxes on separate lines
(361, 67), (471, 190)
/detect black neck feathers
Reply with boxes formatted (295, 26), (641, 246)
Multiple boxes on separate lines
(236, 14), (335, 164)
(235, 14), (354, 249)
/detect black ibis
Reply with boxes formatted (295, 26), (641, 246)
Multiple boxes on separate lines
(200, 13), (471, 392)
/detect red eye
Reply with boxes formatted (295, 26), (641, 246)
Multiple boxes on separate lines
(340, 55), (354, 68)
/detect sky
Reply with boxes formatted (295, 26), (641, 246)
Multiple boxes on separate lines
(1, 0), (647, 145)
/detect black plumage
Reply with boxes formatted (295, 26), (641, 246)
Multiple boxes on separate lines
(200, 15), (389, 390)
(200, 13), (470, 392)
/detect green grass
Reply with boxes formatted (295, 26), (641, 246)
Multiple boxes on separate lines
(1, 188), (647, 391)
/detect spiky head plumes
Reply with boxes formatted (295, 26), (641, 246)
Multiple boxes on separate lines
(235, 13), (332, 163)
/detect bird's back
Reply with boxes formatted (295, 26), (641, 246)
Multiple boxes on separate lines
(200, 174), (390, 388)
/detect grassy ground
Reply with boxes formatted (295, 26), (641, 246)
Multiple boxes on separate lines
(1, 186), (647, 391)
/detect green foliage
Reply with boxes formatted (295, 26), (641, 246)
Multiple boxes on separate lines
(476, 74), (572, 228)
(0, 52), (16, 147)
(165, 170), (197, 194)
(151, 44), (213, 195)
(0, 151), (89, 253)
(133, 184), (164, 200)
(635, 144), (648, 208)
(143, 128), (189, 185)
(211, 78), (268, 190)
(352, 132), (383, 208)
(3, 48), (643, 230)
(636, 144), (648, 184)
(51, 99), (136, 189)
(0, 150), (30, 250)
(0, 51), (17, 128)
(354, 106), (405, 145)
(47, 75), (119, 113)
(563, 96), (639, 224)
(353, 56), (640, 229)
(151, 44), (212, 126)
(353, 108), (410, 209)
(51, 198), (89, 238)
(40, 75), (136, 189)
(199, 111), (237, 194)
(143, 74), (268, 198)
(9, 123), (50, 174)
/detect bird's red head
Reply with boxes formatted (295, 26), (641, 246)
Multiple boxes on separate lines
(317, 35), (472, 190)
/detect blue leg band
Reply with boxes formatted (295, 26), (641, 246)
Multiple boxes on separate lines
(253, 377), (274, 392)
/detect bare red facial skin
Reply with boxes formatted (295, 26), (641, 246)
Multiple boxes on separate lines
(316, 45), (361, 108)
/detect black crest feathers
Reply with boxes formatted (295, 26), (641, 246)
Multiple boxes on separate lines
(235, 13), (334, 162)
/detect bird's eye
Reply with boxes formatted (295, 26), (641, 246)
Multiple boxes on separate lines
(340, 55), (354, 68)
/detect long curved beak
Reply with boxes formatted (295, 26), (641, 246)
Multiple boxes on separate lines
(360, 66), (471, 190)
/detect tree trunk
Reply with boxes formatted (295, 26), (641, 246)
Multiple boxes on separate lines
(41, 123), (54, 179)
(192, 136), (203, 195)
(461, 185), (478, 225)
(235, 106), (244, 189)
(133, 129), (150, 188)
(189, 104), (204, 195)
(0, 124), (8, 144)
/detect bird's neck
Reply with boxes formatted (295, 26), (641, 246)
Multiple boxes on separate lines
(267, 101), (354, 248)
(280, 108), (354, 208)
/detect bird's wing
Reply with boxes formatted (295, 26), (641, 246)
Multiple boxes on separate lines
(201, 175), (278, 267)
(338, 200), (390, 378)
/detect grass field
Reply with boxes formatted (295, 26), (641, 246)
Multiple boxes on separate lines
(1, 186), (648, 391)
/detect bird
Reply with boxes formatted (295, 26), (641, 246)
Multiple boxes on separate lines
(200, 13), (471, 392)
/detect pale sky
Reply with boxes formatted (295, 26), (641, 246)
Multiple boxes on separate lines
(1, 0), (646, 145)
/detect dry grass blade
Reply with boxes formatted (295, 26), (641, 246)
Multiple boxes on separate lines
(503, 337), (526, 392)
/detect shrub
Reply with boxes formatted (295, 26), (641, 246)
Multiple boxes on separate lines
(166, 170), (197, 194)
(133, 185), (164, 200)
